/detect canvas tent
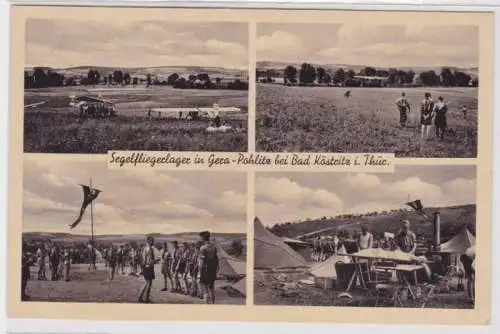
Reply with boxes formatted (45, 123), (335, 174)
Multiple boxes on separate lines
(216, 242), (246, 278)
(231, 277), (246, 297)
(254, 217), (309, 270)
(308, 245), (350, 279)
(439, 228), (475, 253)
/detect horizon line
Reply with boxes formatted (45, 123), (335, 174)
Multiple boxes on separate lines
(256, 60), (478, 70)
(24, 64), (249, 71)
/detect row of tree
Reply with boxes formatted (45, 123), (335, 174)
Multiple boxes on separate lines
(24, 68), (248, 91)
(257, 63), (478, 87)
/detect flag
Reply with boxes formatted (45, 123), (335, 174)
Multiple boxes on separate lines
(405, 199), (429, 219)
(406, 199), (424, 212)
(69, 184), (101, 229)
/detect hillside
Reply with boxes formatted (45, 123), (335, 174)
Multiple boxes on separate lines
(268, 204), (476, 244)
(22, 231), (246, 245)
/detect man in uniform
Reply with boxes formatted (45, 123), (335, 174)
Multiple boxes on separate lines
(160, 242), (173, 292)
(198, 231), (219, 304)
(36, 244), (47, 281)
(107, 244), (118, 280)
(21, 240), (35, 301)
(394, 220), (417, 254)
(139, 236), (158, 303)
(395, 92), (411, 128)
(434, 96), (448, 140)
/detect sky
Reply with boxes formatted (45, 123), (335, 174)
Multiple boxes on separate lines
(23, 158), (247, 235)
(257, 23), (479, 68)
(25, 19), (248, 69)
(255, 165), (476, 226)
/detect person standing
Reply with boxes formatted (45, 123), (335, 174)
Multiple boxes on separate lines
(63, 248), (72, 282)
(21, 240), (35, 301)
(117, 245), (125, 275)
(460, 246), (475, 303)
(394, 220), (417, 254)
(357, 225), (374, 250)
(434, 96), (448, 140)
(160, 242), (173, 292)
(107, 245), (117, 280)
(36, 244), (47, 281)
(171, 241), (182, 292)
(198, 231), (219, 304)
(139, 236), (158, 303)
(395, 92), (411, 128)
(49, 245), (60, 281)
(420, 92), (434, 139)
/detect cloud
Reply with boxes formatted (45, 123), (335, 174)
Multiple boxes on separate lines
(255, 168), (476, 225)
(255, 176), (343, 223)
(258, 23), (478, 67)
(25, 19), (248, 69)
(256, 31), (303, 51)
(23, 158), (247, 235)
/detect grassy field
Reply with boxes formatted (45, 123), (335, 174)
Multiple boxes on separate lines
(256, 84), (478, 157)
(25, 264), (245, 304)
(24, 86), (248, 153)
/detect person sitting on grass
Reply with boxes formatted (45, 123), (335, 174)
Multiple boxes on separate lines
(139, 236), (159, 303)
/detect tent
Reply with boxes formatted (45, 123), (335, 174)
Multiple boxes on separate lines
(308, 245), (350, 279)
(254, 217), (309, 270)
(216, 242), (246, 278)
(439, 228), (476, 254)
(231, 277), (246, 296)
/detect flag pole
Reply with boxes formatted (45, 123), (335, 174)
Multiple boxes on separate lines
(90, 177), (94, 245)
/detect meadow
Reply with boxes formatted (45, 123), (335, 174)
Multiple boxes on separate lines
(256, 84), (478, 157)
(24, 86), (248, 153)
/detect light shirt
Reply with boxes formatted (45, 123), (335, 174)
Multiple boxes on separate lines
(358, 232), (374, 250)
(142, 245), (155, 267)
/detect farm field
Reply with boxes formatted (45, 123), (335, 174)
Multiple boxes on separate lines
(24, 86), (248, 153)
(256, 84), (478, 157)
(25, 264), (245, 305)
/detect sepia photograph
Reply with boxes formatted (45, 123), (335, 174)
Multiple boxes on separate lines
(253, 165), (476, 309)
(256, 23), (478, 157)
(21, 157), (247, 305)
(23, 19), (249, 153)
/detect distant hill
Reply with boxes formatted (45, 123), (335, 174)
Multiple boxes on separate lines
(257, 61), (478, 78)
(267, 204), (476, 244)
(22, 231), (246, 245)
(25, 65), (248, 78)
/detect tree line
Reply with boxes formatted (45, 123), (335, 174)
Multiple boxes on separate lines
(24, 67), (248, 91)
(257, 63), (478, 87)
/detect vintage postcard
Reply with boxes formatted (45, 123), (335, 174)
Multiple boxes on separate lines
(7, 5), (494, 327)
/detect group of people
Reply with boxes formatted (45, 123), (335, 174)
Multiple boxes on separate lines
(355, 220), (475, 302)
(21, 231), (221, 305)
(395, 92), (464, 140)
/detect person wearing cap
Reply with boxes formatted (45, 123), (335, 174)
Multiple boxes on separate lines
(394, 220), (417, 254)
(190, 242), (203, 298)
(176, 242), (190, 295)
(198, 231), (219, 304)
(460, 246), (475, 302)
